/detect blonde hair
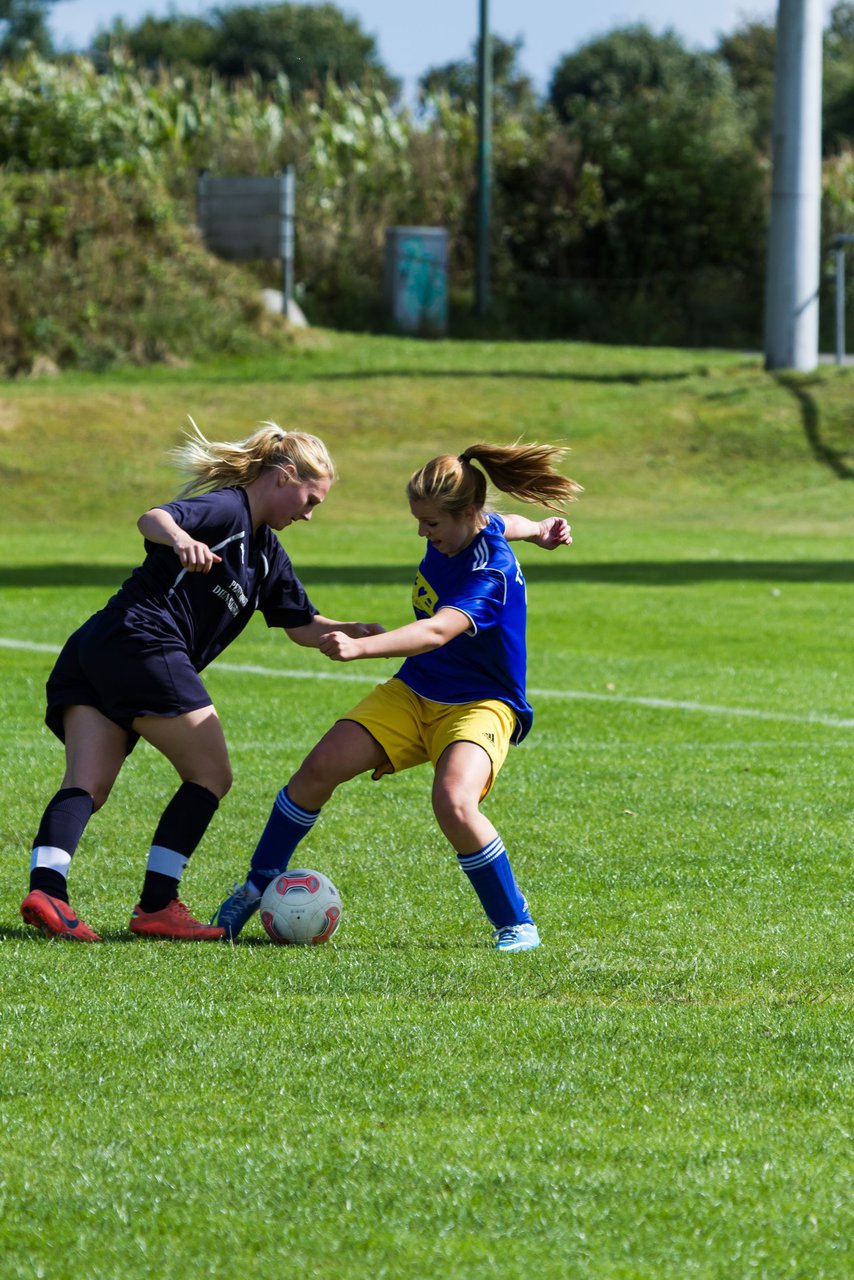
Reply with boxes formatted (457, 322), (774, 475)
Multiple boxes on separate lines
(407, 442), (581, 516)
(170, 417), (336, 497)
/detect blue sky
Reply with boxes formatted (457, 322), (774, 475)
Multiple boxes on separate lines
(49, 1), (832, 97)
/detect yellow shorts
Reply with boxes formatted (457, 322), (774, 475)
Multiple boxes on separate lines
(341, 678), (516, 800)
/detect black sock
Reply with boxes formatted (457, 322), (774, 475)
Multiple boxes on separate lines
(30, 787), (95, 901)
(138, 782), (219, 912)
(139, 870), (181, 914)
(30, 869), (71, 902)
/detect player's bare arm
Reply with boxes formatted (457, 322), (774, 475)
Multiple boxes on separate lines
(318, 607), (470, 662)
(137, 507), (223, 572)
(286, 616), (385, 648)
(501, 513), (572, 550)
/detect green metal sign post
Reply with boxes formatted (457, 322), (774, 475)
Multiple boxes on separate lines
(476, 0), (492, 318)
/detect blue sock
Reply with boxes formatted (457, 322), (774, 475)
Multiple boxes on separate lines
(457, 837), (533, 929)
(248, 787), (320, 893)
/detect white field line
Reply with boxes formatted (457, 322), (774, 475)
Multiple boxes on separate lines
(0, 637), (61, 654)
(2, 635), (852, 730)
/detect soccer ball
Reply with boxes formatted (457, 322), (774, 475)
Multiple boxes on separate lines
(259, 869), (342, 945)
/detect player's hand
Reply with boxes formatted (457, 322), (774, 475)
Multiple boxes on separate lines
(174, 536), (222, 572)
(532, 517), (572, 550)
(318, 630), (362, 662)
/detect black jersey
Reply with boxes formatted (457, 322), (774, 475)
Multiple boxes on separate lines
(102, 487), (317, 671)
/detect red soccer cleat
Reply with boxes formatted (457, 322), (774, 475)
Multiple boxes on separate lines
(21, 890), (102, 942)
(129, 899), (225, 941)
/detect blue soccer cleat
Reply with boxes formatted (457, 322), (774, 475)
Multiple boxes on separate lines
(493, 922), (540, 952)
(211, 882), (261, 940)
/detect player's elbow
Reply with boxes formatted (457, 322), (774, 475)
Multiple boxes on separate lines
(418, 634), (446, 654)
(137, 507), (165, 536)
(421, 618), (466, 651)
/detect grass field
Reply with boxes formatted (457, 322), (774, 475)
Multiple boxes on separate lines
(1, 334), (851, 1278)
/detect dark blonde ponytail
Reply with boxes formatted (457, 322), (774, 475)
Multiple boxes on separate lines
(407, 442), (581, 515)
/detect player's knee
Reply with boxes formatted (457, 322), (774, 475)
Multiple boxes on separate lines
(295, 750), (333, 790)
(212, 765), (234, 799)
(89, 782), (113, 812)
(187, 763), (233, 799)
(290, 747), (341, 805)
(432, 785), (476, 832)
(63, 773), (114, 812)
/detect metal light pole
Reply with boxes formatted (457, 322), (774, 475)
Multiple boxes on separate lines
(763, 0), (824, 371)
(475, 0), (492, 317)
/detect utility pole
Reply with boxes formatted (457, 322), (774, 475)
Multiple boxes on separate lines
(475, 0), (492, 318)
(763, 0), (824, 371)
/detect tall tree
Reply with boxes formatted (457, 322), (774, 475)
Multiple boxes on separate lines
(91, 15), (215, 72)
(418, 33), (535, 113)
(715, 4), (854, 153)
(211, 1), (397, 93)
(0, 0), (54, 60)
(823, 1), (854, 149)
(716, 18), (777, 149)
(548, 24), (720, 121)
(93, 2), (399, 98)
(547, 26), (764, 283)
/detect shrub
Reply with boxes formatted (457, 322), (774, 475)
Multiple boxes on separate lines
(0, 171), (289, 374)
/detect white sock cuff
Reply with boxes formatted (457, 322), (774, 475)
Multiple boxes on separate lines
(30, 846), (72, 874)
(146, 845), (190, 878)
(275, 788), (320, 827)
(458, 838), (506, 872)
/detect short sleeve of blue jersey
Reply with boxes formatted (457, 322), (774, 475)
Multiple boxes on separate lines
(440, 569), (506, 633)
(446, 512), (510, 631)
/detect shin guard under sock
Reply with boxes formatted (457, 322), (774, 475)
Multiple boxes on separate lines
(457, 836), (533, 929)
(30, 787), (95, 901)
(139, 782), (219, 912)
(248, 786), (320, 894)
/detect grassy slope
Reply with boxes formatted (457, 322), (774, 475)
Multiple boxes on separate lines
(0, 335), (851, 1279)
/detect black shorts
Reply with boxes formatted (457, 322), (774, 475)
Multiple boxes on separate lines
(45, 609), (213, 747)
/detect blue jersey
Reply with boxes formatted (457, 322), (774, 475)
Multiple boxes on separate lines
(101, 486), (317, 671)
(397, 513), (533, 742)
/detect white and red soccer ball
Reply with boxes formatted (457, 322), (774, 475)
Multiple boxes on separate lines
(260, 869), (342, 945)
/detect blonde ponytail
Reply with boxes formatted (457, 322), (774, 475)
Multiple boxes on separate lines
(171, 417), (336, 497)
(407, 442), (581, 515)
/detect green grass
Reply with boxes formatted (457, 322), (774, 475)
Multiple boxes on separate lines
(1, 335), (851, 1278)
